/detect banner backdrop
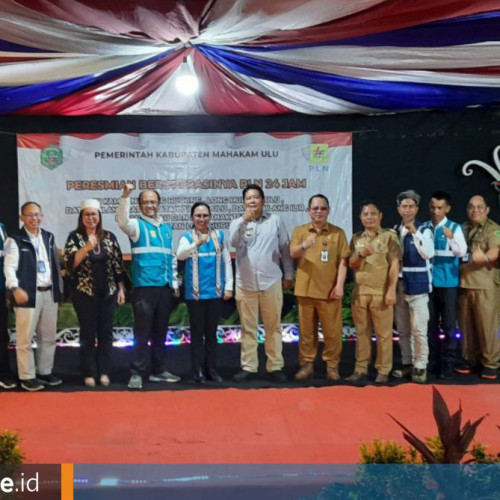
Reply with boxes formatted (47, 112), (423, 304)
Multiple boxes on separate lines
(17, 132), (352, 250)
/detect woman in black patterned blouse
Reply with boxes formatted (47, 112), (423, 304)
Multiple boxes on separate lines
(64, 199), (126, 387)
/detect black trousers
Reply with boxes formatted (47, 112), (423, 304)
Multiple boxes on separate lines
(428, 286), (459, 370)
(131, 286), (174, 376)
(73, 290), (117, 377)
(0, 290), (13, 377)
(186, 299), (222, 374)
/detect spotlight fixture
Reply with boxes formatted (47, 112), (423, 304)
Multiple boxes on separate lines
(175, 55), (199, 95)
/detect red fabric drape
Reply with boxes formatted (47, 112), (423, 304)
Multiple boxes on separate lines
(14, 50), (186, 115)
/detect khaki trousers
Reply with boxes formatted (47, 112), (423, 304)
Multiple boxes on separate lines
(395, 281), (429, 370)
(235, 281), (284, 372)
(458, 288), (500, 370)
(297, 297), (342, 369)
(352, 292), (393, 375)
(15, 290), (58, 380)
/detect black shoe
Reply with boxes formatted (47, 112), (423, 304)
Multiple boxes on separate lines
(440, 364), (454, 380)
(233, 370), (257, 383)
(206, 369), (223, 383)
(193, 368), (207, 384)
(20, 378), (45, 392)
(455, 362), (473, 375)
(0, 377), (17, 390)
(481, 367), (498, 380)
(37, 374), (62, 386)
(268, 370), (287, 383)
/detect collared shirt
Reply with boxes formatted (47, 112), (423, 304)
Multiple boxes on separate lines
(4, 229), (52, 288)
(350, 227), (400, 295)
(291, 222), (350, 299)
(229, 212), (293, 291)
(117, 197), (178, 288)
(460, 218), (500, 289)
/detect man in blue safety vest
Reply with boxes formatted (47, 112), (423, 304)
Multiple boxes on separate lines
(118, 184), (180, 390)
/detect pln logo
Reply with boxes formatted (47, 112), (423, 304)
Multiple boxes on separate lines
(309, 144), (329, 164)
(41, 145), (63, 170)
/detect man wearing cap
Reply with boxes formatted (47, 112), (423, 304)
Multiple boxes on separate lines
(4, 202), (63, 391)
(457, 195), (500, 380)
(0, 221), (17, 390)
(118, 184), (180, 389)
(392, 189), (434, 384)
(290, 194), (350, 383)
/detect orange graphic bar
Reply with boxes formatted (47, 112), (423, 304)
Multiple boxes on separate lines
(61, 463), (74, 500)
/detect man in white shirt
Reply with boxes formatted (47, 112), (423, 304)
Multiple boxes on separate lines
(421, 191), (466, 379)
(4, 202), (63, 391)
(229, 184), (293, 383)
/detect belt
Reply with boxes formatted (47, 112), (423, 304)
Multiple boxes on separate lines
(37, 286), (52, 292)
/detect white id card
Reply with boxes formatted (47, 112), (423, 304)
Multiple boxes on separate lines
(321, 250), (329, 262)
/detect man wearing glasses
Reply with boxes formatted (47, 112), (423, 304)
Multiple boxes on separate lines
(118, 185), (180, 389)
(457, 195), (500, 380)
(290, 194), (350, 382)
(4, 202), (63, 391)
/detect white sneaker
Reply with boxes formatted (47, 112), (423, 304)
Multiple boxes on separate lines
(128, 374), (143, 389)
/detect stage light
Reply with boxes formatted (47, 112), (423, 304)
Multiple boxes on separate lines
(175, 55), (199, 95)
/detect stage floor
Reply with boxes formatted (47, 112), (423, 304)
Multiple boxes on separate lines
(2, 343), (500, 464)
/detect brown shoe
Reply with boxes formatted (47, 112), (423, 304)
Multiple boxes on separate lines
(295, 363), (313, 381)
(346, 372), (367, 384)
(326, 367), (340, 382)
(374, 373), (389, 384)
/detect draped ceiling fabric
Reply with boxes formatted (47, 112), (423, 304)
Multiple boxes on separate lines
(1, 0), (500, 116)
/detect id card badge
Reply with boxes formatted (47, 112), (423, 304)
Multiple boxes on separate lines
(462, 253), (471, 263)
(321, 250), (329, 262)
(37, 260), (46, 273)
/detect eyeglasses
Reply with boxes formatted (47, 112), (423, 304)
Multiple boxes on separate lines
(467, 205), (486, 212)
(310, 207), (328, 211)
(194, 214), (210, 218)
(22, 213), (42, 218)
(83, 213), (99, 218)
(140, 201), (158, 206)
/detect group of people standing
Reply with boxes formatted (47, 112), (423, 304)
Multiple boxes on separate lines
(0, 184), (498, 391)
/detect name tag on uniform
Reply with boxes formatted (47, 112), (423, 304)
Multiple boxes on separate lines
(321, 250), (329, 262)
(150, 230), (157, 238)
(462, 253), (471, 263)
(37, 260), (46, 273)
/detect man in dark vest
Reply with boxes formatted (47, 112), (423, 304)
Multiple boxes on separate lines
(392, 190), (434, 384)
(118, 184), (180, 390)
(4, 202), (63, 391)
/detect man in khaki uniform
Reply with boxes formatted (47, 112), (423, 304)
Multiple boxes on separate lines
(290, 194), (349, 382)
(457, 195), (500, 380)
(347, 201), (400, 384)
